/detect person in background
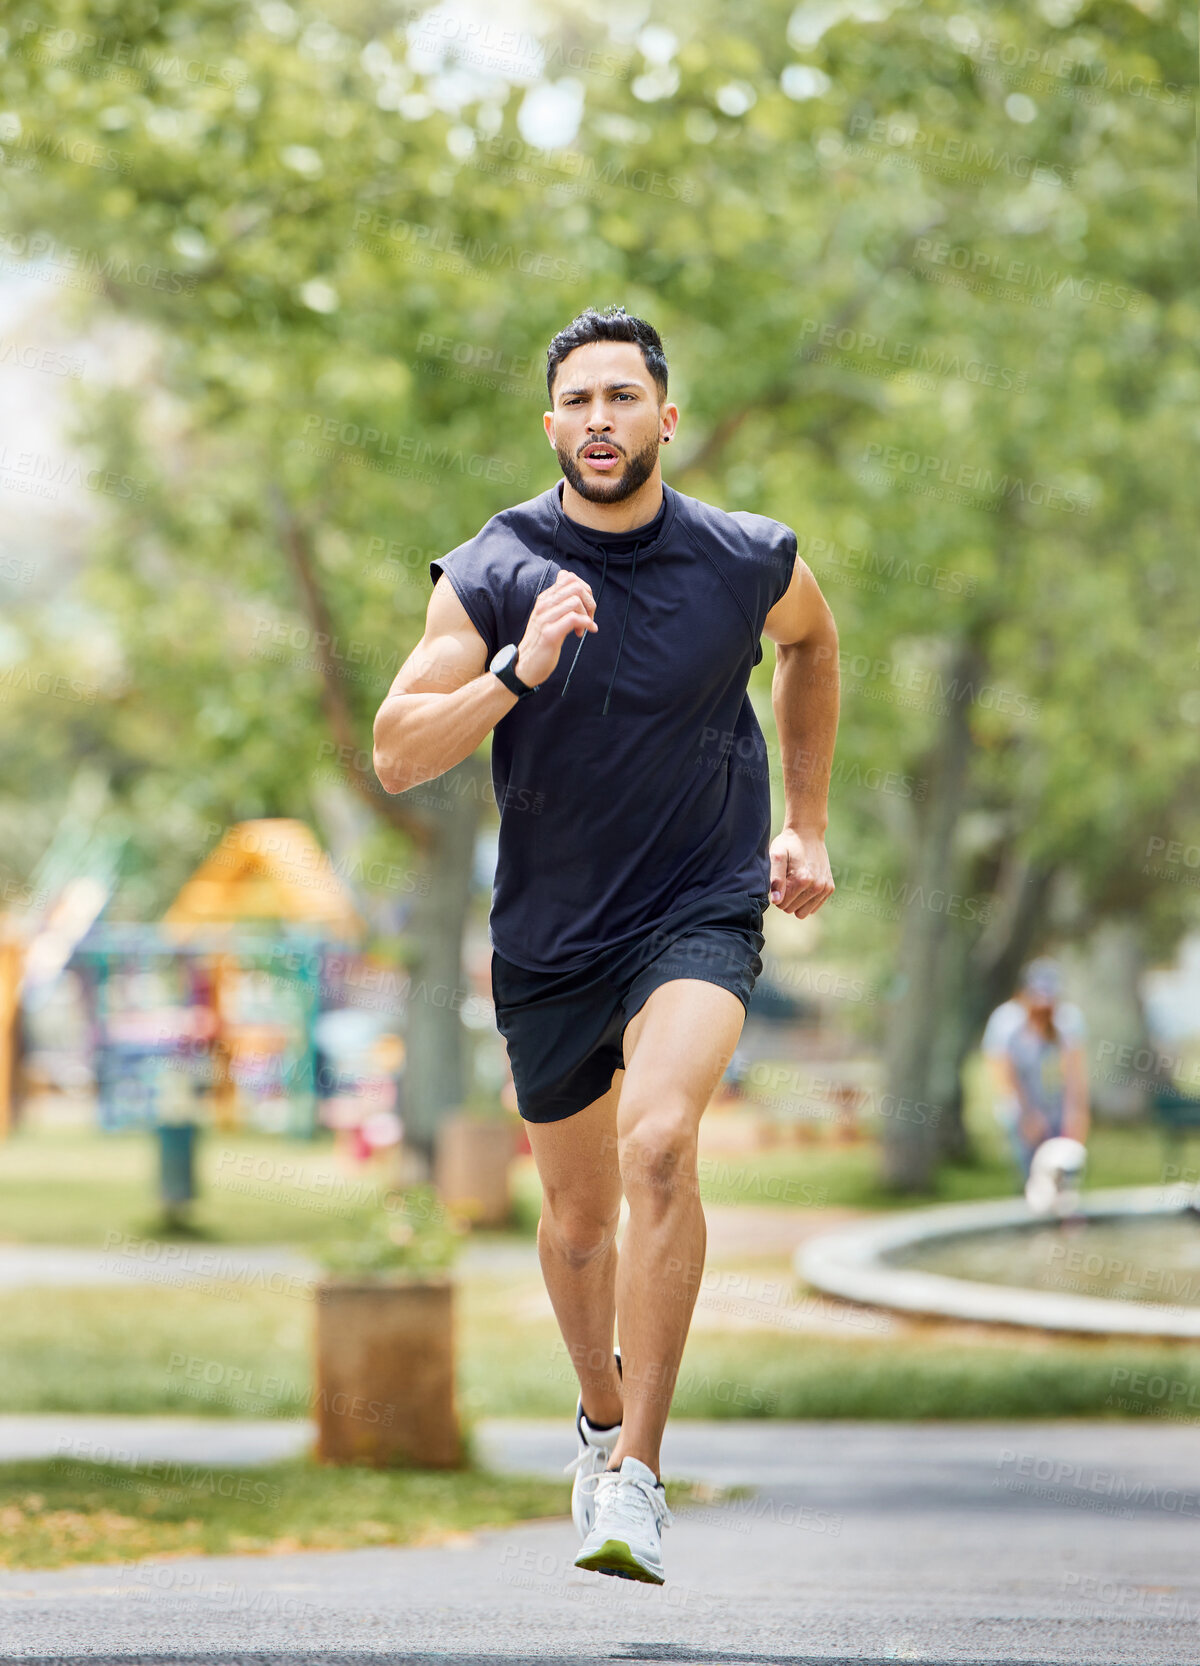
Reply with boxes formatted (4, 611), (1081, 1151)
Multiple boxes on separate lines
(981, 957), (1090, 1184)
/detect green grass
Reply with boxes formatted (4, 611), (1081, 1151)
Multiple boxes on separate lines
(706, 1053), (1184, 1210)
(690, 1120), (1178, 1211)
(3, 1273), (1200, 1426)
(0, 1126), (428, 1249)
(2, 1076), (1195, 1432)
(1, 1064), (1182, 1249)
(0, 1455), (574, 1570)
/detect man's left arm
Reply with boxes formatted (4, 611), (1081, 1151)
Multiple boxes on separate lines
(763, 551), (840, 918)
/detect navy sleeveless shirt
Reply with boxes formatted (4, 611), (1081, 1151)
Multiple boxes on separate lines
(429, 478), (796, 972)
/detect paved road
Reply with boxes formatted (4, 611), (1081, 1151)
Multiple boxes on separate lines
(3, 1420), (1199, 1663)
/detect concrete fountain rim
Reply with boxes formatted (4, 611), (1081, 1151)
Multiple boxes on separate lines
(796, 1183), (1200, 1337)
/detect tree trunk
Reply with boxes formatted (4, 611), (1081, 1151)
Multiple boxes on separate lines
(393, 755), (488, 1167)
(879, 640), (981, 1192)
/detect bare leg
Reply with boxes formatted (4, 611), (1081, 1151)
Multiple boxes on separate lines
(524, 1077), (626, 1429)
(608, 979), (747, 1477)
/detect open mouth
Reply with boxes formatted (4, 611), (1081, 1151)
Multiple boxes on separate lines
(582, 444), (621, 470)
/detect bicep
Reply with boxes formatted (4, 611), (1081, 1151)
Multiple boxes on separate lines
(381, 576), (490, 702)
(763, 555), (837, 648)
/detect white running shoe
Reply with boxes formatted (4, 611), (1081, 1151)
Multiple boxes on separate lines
(565, 1411), (622, 1539)
(563, 1348), (623, 1538)
(573, 1455), (674, 1585)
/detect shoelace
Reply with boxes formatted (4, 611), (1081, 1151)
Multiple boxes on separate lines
(584, 1467), (675, 1532)
(563, 1446), (603, 1478)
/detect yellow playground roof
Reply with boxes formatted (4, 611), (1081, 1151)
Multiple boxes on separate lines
(162, 819), (365, 939)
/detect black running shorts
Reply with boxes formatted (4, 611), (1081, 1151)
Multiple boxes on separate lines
(491, 888), (768, 1124)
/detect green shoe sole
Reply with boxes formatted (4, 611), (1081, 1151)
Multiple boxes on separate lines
(574, 1537), (664, 1585)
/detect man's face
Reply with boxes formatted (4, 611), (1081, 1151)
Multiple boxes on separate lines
(544, 340), (674, 504)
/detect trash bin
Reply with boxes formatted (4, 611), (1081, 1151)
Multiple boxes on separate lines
(156, 1120), (198, 1209)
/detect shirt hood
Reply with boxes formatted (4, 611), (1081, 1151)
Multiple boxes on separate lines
(547, 478), (679, 564)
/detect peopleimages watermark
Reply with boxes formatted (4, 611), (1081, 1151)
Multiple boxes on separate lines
(496, 1542), (722, 1614)
(1047, 1244), (1200, 1306)
(666, 1260), (892, 1338)
(820, 644), (1041, 720)
(919, 16), (1192, 109)
(402, 16), (632, 84)
(860, 442), (1092, 516)
(697, 725), (928, 801)
(1106, 1367), (1200, 1423)
(0, 664), (97, 705)
(298, 412), (529, 487)
(1061, 1571), (1200, 1623)
(1096, 1038), (1200, 1096)
(997, 1445), (1200, 1518)
(331, 736), (548, 816)
(796, 528), (976, 598)
(0, 443), (147, 505)
(193, 815), (434, 897)
(114, 1561), (325, 1621)
(251, 615), (403, 687)
(1, 120), (131, 176)
(471, 133), (695, 204)
(348, 211), (584, 285)
(1142, 835), (1200, 889)
(360, 535), (444, 584)
(0, 230), (198, 296)
(833, 864), (995, 926)
(912, 236), (1140, 312)
(166, 1351), (395, 1426)
(844, 112), (1071, 187)
(52, 1436), (281, 1506)
(797, 318), (1026, 392)
(100, 1230), (316, 1303)
(414, 331), (541, 397)
(0, 338), (85, 379)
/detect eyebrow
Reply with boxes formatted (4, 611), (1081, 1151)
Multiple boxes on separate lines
(557, 381), (644, 398)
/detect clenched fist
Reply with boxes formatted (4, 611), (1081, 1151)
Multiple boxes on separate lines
(515, 569), (599, 688)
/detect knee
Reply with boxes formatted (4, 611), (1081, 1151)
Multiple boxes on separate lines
(617, 1104), (698, 1200)
(539, 1199), (620, 1269)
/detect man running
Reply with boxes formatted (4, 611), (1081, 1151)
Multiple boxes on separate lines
(372, 305), (840, 1584)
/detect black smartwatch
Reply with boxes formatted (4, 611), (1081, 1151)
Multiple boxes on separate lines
(489, 642), (539, 700)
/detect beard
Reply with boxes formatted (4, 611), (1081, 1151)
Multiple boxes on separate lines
(556, 431), (660, 503)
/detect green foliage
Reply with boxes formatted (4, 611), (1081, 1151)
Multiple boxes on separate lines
(314, 1183), (468, 1277)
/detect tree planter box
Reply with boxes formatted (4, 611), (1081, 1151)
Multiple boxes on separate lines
(313, 1275), (462, 1468)
(434, 1112), (515, 1229)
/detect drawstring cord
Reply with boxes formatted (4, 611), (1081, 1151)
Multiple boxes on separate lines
(601, 544), (637, 717)
(559, 524), (610, 705)
(552, 507), (645, 715)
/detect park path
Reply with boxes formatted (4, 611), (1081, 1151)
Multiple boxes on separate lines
(0, 1204), (863, 1286)
(2, 1420), (1199, 1663)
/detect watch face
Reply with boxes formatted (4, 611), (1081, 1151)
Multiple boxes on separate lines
(491, 644), (517, 674)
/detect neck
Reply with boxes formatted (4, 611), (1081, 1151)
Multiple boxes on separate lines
(559, 473), (664, 533)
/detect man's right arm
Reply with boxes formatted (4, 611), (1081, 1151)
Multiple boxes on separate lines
(372, 569), (597, 795)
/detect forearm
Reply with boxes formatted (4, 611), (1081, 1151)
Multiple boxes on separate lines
(373, 671), (516, 794)
(1062, 1059), (1090, 1140)
(773, 631), (840, 833)
(1063, 1103), (1090, 1142)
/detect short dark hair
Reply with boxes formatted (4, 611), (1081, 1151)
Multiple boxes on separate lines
(546, 305), (668, 404)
